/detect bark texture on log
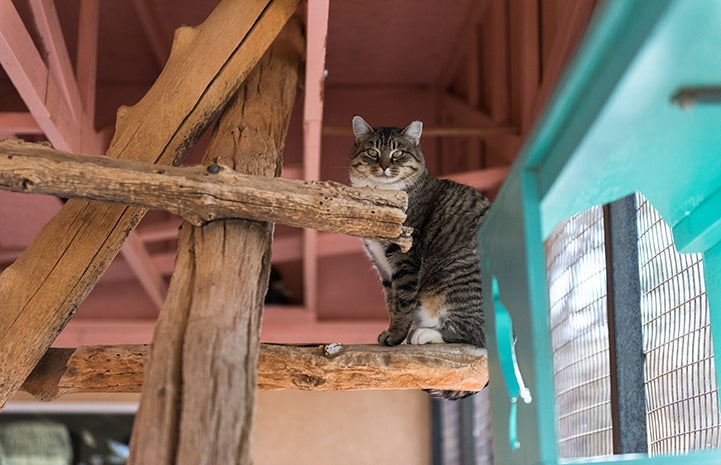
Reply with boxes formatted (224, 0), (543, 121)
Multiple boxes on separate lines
(0, 0), (300, 408)
(22, 345), (147, 401)
(21, 344), (489, 400)
(128, 21), (303, 465)
(0, 139), (410, 248)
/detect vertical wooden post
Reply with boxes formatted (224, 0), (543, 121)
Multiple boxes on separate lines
(128, 21), (303, 465)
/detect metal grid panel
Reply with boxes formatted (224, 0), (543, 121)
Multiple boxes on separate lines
(546, 206), (612, 458)
(636, 194), (721, 454)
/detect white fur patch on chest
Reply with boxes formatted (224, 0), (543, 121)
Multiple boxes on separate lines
(364, 240), (392, 277)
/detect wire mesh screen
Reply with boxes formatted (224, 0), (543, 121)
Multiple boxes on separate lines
(636, 193), (721, 454)
(546, 205), (612, 458)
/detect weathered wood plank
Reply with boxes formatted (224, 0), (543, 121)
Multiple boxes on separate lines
(0, 139), (411, 248)
(128, 19), (303, 465)
(21, 344), (489, 399)
(0, 0), (299, 408)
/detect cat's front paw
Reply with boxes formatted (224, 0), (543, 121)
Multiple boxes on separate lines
(378, 330), (406, 346)
(408, 328), (445, 345)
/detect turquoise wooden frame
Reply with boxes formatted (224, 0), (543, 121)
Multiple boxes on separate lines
(477, 1), (721, 464)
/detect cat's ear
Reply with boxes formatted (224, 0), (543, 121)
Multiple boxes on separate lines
(402, 121), (423, 145)
(352, 116), (373, 141)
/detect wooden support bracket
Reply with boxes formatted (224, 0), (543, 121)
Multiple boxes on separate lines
(21, 344), (489, 400)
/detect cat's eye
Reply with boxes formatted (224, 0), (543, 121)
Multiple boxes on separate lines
(391, 150), (406, 161)
(365, 148), (379, 159)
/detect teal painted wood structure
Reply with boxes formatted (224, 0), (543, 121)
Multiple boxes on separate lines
(477, 1), (721, 464)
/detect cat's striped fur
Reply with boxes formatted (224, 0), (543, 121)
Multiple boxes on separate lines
(349, 116), (491, 400)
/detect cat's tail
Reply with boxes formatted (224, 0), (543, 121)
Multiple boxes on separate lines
(424, 389), (477, 401)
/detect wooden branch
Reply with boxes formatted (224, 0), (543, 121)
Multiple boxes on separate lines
(0, 0), (300, 409)
(0, 139), (411, 249)
(258, 343), (488, 392)
(22, 345), (148, 400)
(21, 344), (489, 400)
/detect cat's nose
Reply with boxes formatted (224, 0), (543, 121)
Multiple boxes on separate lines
(382, 167), (391, 177)
(379, 156), (391, 170)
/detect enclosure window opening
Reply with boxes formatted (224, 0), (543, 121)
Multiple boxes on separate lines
(546, 205), (612, 458)
(544, 193), (721, 459)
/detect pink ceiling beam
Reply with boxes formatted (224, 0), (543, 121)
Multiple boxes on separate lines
(510, 0), (540, 133)
(0, 0), (76, 151)
(442, 166), (511, 191)
(76, 0), (100, 125)
(484, 0), (510, 124)
(442, 93), (521, 161)
(120, 234), (167, 311)
(129, 0), (171, 69)
(29, 0), (84, 124)
(0, 0), (102, 154)
(302, 0), (330, 315)
(436, 0), (490, 89)
(530, 0), (596, 124)
(0, 112), (42, 136)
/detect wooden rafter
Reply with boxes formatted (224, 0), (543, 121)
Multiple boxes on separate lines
(121, 234), (167, 311)
(76, 0), (100, 123)
(436, 0), (490, 90)
(531, 0), (597, 123)
(29, 0), (85, 124)
(0, 112), (42, 137)
(129, 0), (171, 69)
(483, 0), (510, 124)
(510, 0), (540, 133)
(302, 0), (330, 315)
(0, 0), (88, 152)
(442, 92), (521, 161)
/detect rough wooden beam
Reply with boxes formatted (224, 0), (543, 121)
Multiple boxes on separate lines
(21, 344), (488, 400)
(128, 20), (303, 465)
(0, 0), (300, 409)
(0, 140), (410, 248)
(259, 343), (488, 392)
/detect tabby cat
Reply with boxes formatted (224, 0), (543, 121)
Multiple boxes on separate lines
(349, 115), (491, 400)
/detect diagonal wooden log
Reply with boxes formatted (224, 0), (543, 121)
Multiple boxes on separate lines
(128, 21), (303, 465)
(0, 139), (411, 249)
(21, 344), (489, 400)
(0, 0), (300, 408)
